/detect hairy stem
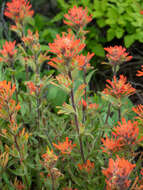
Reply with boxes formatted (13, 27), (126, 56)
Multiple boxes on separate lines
(105, 103), (111, 124)
(82, 67), (87, 123)
(68, 71), (85, 163)
(49, 169), (55, 190)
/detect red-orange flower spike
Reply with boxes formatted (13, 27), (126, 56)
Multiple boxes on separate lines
(4, 0), (34, 23)
(132, 104), (143, 122)
(112, 118), (141, 146)
(76, 52), (94, 70)
(22, 29), (39, 46)
(0, 80), (15, 100)
(53, 137), (76, 155)
(89, 103), (99, 109)
(102, 156), (136, 190)
(42, 147), (58, 168)
(77, 159), (94, 173)
(0, 81), (20, 123)
(49, 31), (85, 57)
(79, 98), (87, 108)
(102, 75), (136, 99)
(104, 45), (132, 63)
(27, 81), (43, 95)
(48, 31), (85, 71)
(14, 178), (25, 190)
(64, 6), (92, 28)
(137, 65), (143, 77)
(101, 135), (122, 154)
(0, 41), (17, 63)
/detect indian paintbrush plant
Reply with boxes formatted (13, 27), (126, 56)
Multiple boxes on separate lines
(0, 0), (143, 189)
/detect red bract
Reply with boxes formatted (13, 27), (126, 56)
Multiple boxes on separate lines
(49, 31), (85, 57)
(102, 156), (136, 190)
(112, 118), (141, 146)
(64, 6), (92, 28)
(0, 41), (17, 62)
(27, 81), (43, 95)
(102, 75), (136, 99)
(53, 137), (76, 155)
(140, 10), (143, 15)
(4, 0), (34, 23)
(101, 135), (122, 154)
(22, 29), (39, 46)
(104, 46), (132, 63)
(136, 65), (143, 77)
(0, 81), (20, 123)
(77, 159), (94, 173)
(48, 31), (85, 71)
(76, 52), (94, 70)
(132, 104), (143, 122)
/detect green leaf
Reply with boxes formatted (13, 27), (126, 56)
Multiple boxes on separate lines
(57, 103), (75, 115)
(57, 0), (69, 9)
(115, 27), (124, 38)
(107, 28), (115, 41)
(124, 34), (135, 47)
(86, 70), (96, 84)
(93, 44), (105, 57)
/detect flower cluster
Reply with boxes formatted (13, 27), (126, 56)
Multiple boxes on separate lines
(27, 81), (43, 95)
(76, 53), (94, 70)
(48, 31), (86, 72)
(104, 46), (132, 63)
(102, 75), (136, 99)
(64, 6), (92, 30)
(53, 137), (76, 155)
(4, 0), (34, 23)
(102, 156), (136, 190)
(137, 65), (143, 77)
(101, 135), (122, 154)
(132, 104), (143, 122)
(77, 159), (94, 173)
(101, 118), (142, 154)
(0, 41), (17, 64)
(42, 147), (58, 167)
(0, 81), (20, 124)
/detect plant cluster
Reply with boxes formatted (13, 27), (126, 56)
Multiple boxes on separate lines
(0, 0), (143, 190)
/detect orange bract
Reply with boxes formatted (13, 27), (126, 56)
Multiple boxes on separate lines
(64, 6), (92, 28)
(49, 31), (85, 57)
(4, 0), (34, 23)
(104, 46), (132, 63)
(53, 137), (76, 155)
(102, 156), (135, 190)
(76, 52), (94, 70)
(101, 135), (122, 154)
(112, 118), (140, 146)
(0, 81), (20, 123)
(0, 41), (17, 63)
(48, 31), (85, 71)
(132, 104), (143, 122)
(42, 148), (58, 166)
(27, 81), (43, 95)
(102, 75), (136, 99)
(77, 159), (94, 173)
(137, 65), (143, 77)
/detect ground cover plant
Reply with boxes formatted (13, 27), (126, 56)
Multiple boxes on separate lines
(0, 0), (143, 190)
